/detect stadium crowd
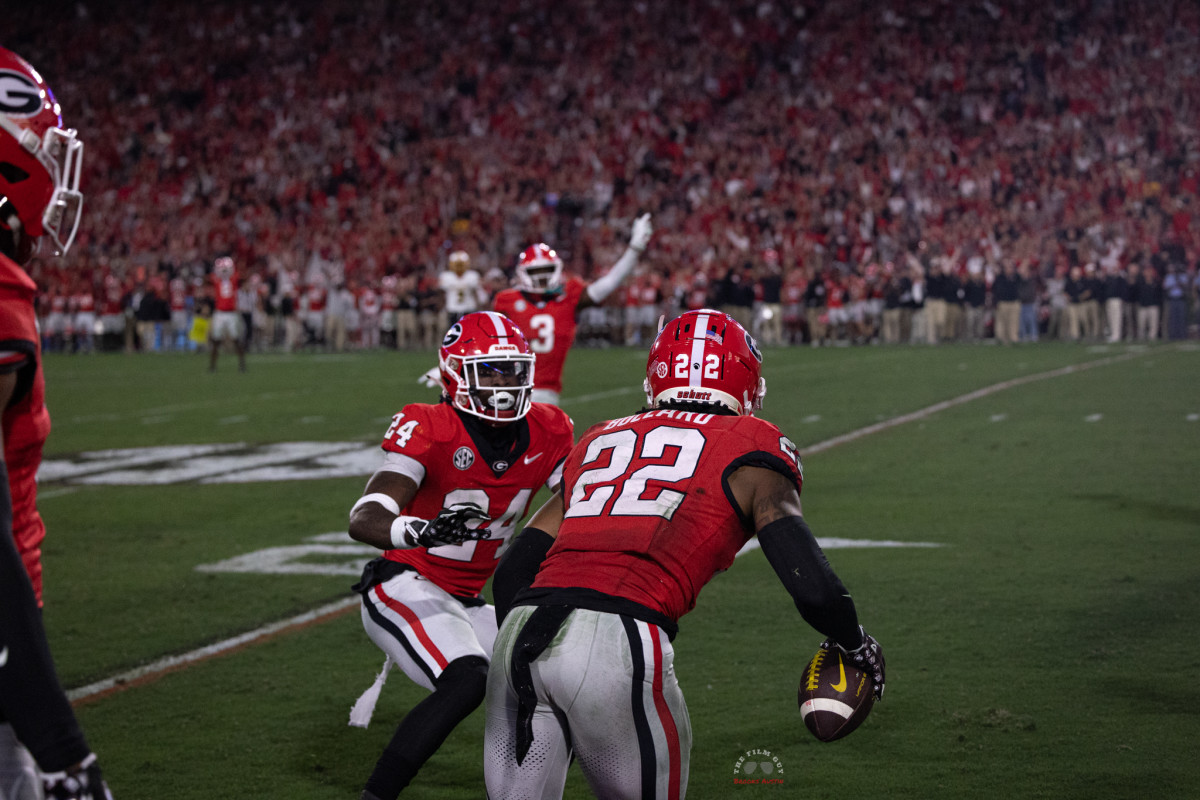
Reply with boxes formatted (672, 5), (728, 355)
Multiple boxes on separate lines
(11, 0), (1200, 355)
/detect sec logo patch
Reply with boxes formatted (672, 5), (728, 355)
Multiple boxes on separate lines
(453, 446), (475, 470)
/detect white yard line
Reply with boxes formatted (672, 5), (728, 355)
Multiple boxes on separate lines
(68, 350), (1145, 704)
(799, 351), (1142, 457)
(68, 597), (360, 705)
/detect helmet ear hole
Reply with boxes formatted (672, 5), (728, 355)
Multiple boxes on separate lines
(0, 163), (30, 183)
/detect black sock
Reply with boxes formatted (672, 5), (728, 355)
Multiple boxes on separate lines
(362, 656), (487, 799)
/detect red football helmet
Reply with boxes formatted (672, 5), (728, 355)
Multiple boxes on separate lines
(214, 256), (235, 278)
(439, 311), (536, 422)
(644, 309), (766, 416)
(514, 243), (564, 293)
(0, 47), (83, 258)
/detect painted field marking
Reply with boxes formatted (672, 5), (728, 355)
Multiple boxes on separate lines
(799, 351), (1143, 457)
(67, 597), (359, 706)
(67, 350), (1146, 704)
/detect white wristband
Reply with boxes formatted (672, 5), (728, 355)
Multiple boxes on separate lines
(389, 516), (426, 549)
(351, 492), (401, 517)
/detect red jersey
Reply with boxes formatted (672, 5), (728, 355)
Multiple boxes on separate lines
(212, 273), (238, 312)
(492, 277), (588, 394)
(379, 401), (574, 597)
(534, 408), (804, 622)
(0, 254), (50, 603)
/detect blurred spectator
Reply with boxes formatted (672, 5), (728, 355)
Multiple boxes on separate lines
(1163, 264), (1190, 340)
(716, 266), (755, 333)
(803, 269), (829, 347)
(757, 255), (784, 346)
(1083, 265), (1103, 341)
(438, 250), (482, 327)
(992, 261), (1020, 345)
(6, 0), (1199, 351)
(1064, 266), (1088, 341)
(1102, 265), (1129, 344)
(1018, 262), (1041, 344)
(963, 267), (988, 343)
(1134, 266), (1163, 340)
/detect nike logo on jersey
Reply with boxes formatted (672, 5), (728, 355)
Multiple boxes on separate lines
(523, 452), (543, 465)
(829, 653), (847, 692)
(0, 646), (7, 667)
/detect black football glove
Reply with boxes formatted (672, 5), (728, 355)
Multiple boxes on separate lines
(408, 502), (490, 548)
(823, 625), (886, 700)
(42, 754), (113, 800)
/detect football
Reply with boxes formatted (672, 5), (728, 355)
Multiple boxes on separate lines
(798, 645), (875, 742)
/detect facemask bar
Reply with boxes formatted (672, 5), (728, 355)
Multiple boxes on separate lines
(452, 351), (535, 421)
(42, 126), (83, 255)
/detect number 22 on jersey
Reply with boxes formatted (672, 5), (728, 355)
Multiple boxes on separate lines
(565, 426), (705, 520)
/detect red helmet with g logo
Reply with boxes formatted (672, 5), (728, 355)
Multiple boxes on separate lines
(644, 309), (766, 416)
(439, 311), (536, 422)
(0, 47), (83, 257)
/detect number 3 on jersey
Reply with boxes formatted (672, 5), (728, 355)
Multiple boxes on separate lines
(565, 426), (705, 520)
(528, 313), (555, 354)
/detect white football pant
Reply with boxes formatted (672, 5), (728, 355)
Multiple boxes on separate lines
(484, 606), (691, 799)
(360, 569), (497, 691)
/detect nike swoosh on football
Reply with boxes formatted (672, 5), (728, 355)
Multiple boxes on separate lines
(829, 653), (847, 692)
(523, 453), (543, 465)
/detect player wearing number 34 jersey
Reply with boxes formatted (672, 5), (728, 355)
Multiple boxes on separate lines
(484, 309), (886, 800)
(346, 311), (573, 800)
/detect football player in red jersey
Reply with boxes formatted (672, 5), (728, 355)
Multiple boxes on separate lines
(490, 213), (653, 405)
(0, 46), (113, 800)
(483, 309), (885, 799)
(347, 311), (574, 800)
(208, 255), (245, 372)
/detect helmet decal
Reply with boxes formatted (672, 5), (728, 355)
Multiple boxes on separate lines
(0, 70), (42, 117)
(745, 331), (763, 362)
(442, 322), (463, 347)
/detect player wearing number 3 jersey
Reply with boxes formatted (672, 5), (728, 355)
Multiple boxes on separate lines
(346, 311), (573, 800)
(491, 213), (653, 405)
(483, 309), (885, 799)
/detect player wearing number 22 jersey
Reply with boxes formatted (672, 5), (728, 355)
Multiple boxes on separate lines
(484, 310), (885, 800)
(346, 311), (573, 800)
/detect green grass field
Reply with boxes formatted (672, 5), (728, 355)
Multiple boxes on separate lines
(34, 341), (1200, 799)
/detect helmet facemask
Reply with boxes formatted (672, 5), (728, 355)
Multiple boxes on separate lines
(442, 346), (535, 422)
(0, 116), (83, 256)
(514, 244), (564, 293)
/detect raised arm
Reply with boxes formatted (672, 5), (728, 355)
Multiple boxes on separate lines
(580, 213), (653, 310)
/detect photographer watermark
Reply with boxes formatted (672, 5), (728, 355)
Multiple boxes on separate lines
(733, 748), (785, 786)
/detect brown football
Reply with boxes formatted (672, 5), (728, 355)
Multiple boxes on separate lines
(798, 645), (875, 742)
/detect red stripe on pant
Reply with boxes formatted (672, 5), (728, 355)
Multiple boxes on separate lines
(650, 626), (682, 800)
(372, 583), (449, 670)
